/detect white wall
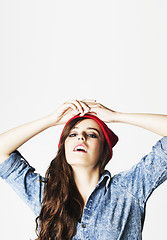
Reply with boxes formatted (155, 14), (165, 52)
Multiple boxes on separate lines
(0, 0), (167, 239)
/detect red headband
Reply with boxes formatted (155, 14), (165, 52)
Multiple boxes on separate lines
(58, 114), (118, 162)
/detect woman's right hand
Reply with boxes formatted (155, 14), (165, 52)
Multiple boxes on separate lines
(0, 100), (94, 163)
(47, 100), (96, 126)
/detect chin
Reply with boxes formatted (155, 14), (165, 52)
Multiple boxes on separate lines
(67, 159), (86, 167)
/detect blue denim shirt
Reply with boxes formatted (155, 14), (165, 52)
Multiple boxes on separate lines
(0, 137), (167, 240)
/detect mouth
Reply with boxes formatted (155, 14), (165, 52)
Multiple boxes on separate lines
(73, 144), (87, 153)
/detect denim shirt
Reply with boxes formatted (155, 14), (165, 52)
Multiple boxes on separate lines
(0, 137), (167, 240)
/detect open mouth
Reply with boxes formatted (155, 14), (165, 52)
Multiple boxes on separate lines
(73, 144), (87, 153)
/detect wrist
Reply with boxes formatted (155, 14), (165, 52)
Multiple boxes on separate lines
(109, 112), (124, 123)
(40, 114), (58, 128)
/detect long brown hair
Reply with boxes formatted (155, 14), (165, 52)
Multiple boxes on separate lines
(35, 117), (110, 240)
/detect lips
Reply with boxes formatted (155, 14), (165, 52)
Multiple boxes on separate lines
(73, 144), (87, 153)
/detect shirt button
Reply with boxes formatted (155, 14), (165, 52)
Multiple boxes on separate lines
(82, 224), (86, 228)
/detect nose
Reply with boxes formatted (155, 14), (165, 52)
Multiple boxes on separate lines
(78, 135), (85, 141)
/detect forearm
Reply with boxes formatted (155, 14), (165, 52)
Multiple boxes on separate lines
(0, 116), (54, 163)
(114, 112), (167, 136)
(0, 100), (93, 164)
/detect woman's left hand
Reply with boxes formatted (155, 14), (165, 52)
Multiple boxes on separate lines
(86, 101), (167, 136)
(87, 101), (119, 123)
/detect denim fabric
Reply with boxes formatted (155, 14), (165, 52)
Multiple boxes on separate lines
(0, 137), (167, 239)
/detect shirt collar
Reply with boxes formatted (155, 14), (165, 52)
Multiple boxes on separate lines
(97, 170), (111, 190)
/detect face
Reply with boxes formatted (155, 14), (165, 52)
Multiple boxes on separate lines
(64, 119), (105, 170)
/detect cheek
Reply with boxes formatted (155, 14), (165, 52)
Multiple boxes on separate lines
(65, 137), (72, 148)
(64, 139), (75, 160)
(64, 140), (71, 154)
(64, 140), (69, 155)
(92, 141), (104, 157)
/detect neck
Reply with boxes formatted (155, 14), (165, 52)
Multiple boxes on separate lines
(72, 166), (100, 206)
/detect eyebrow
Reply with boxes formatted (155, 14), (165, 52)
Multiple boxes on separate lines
(87, 127), (100, 134)
(72, 127), (100, 135)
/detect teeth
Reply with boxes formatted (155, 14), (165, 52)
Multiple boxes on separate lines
(76, 147), (85, 151)
(74, 145), (87, 152)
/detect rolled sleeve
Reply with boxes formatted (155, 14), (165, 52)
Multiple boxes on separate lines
(118, 137), (167, 206)
(0, 151), (44, 216)
(160, 136), (167, 155)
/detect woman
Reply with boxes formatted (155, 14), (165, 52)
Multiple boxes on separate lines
(0, 100), (167, 240)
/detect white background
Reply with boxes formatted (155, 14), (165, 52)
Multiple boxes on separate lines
(0, 0), (167, 239)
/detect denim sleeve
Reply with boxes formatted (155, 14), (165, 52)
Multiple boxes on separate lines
(0, 151), (44, 216)
(117, 137), (167, 206)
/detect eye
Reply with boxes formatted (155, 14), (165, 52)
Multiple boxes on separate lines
(69, 132), (77, 137)
(87, 133), (98, 138)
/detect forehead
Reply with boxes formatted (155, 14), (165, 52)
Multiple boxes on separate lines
(73, 119), (103, 133)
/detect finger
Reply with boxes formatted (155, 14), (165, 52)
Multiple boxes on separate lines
(83, 102), (102, 109)
(82, 99), (97, 103)
(78, 101), (91, 116)
(86, 112), (97, 116)
(67, 100), (85, 114)
(63, 102), (79, 113)
(64, 100), (98, 116)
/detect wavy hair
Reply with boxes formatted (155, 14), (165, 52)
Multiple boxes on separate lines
(35, 117), (110, 240)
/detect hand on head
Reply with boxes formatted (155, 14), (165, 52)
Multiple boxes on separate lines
(49, 99), (117, 126)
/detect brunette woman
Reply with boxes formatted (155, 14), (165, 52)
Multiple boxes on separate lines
(0, 100), (167, 240)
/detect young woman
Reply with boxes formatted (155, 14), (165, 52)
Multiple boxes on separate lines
(0, 100), (167, 240)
